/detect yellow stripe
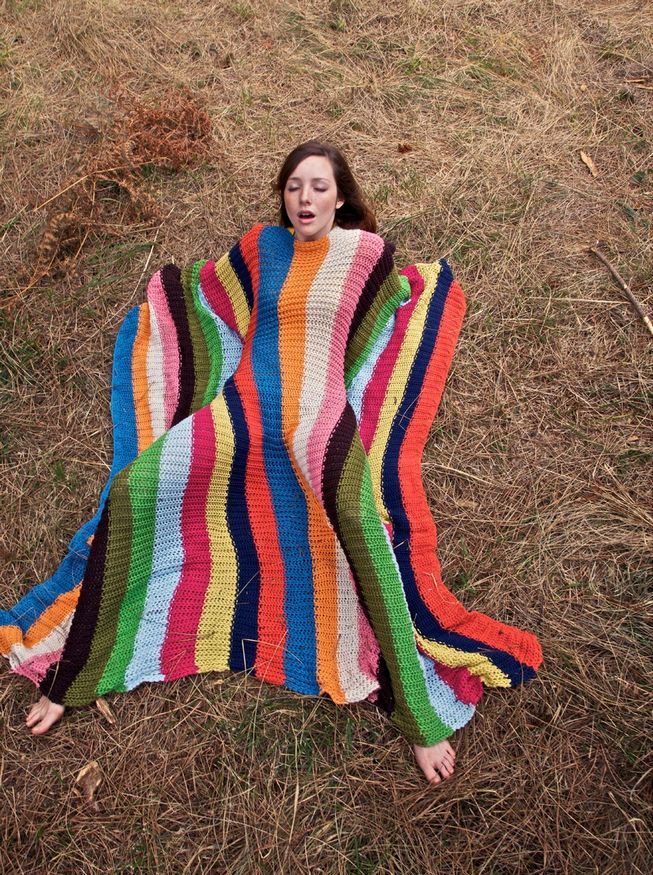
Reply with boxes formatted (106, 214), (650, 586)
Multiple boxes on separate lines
(415, 631), (512, 688)
(195, 396), (239, 671)
(214, 256), (250, 340)
(367, 263), (441, 518)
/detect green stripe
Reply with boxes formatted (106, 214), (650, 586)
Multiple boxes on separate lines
(337, 439), (451, 745)
(97, 435), (165, 692)
(188, 259), (224, 407)
(64, 465), (134, 704)
(345, 271), (410, 389)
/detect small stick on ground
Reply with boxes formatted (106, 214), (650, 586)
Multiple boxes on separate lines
(588, 245), (653, 338)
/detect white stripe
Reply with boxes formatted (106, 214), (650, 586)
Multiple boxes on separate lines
(146, 304), (167, 438)
(292, 228), (360, 491)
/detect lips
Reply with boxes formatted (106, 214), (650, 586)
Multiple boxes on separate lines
(298, 211), (315, 220)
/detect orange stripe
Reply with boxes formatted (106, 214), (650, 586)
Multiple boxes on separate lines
(278, 251), (345, 702)
(24, 584), (82, 648)
(132, 304), (154, 453)
(0, 624), (22, 652)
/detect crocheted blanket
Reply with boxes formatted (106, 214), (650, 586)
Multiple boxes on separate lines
(1, 224), (542, 745)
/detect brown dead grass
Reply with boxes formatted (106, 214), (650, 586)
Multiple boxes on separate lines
(1, 0), (652, 873)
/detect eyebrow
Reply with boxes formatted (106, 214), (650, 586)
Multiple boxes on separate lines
(287, 176), (331, 183)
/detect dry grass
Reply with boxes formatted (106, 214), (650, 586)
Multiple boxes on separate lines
(1, 0), (652, 872)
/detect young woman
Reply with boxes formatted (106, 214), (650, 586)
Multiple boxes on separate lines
(2, 141), (542, 785)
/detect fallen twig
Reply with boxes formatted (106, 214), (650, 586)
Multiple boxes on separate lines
(588, 245), (653, 338)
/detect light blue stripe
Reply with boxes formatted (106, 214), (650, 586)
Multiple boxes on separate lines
(0, 306), (141, 635)
(418, 652), (476, 731)
(254, 227), (318, 694)
(197, 283), (243, 393)
(347, 316), (394, 421)
(124, 417), (193, 687)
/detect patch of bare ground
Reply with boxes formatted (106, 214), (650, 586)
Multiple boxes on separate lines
(1, 0), (651, 872)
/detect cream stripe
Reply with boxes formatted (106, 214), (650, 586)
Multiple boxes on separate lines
(195, 395), (239, 671)
(7, 614), (74, 670)
(146, 303), (167, 439)
(292, 228), (360, 492)
(334, 544), (377, 701)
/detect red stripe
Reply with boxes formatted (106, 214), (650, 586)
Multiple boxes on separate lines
(397, 282), (541, 671)
(160, 406), (216, 679)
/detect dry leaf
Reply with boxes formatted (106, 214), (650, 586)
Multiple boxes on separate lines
(579, 150), (598, 177)
(397, 143), (414, 153)
(95, 697), (116, 725)
(75, 760), (102, 807)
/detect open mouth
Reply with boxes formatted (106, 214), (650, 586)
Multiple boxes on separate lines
(298, 211), (315, 221)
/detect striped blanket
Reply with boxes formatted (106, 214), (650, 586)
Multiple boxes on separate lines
(1, 224), (542, 745)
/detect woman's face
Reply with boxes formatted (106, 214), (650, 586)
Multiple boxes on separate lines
(283, 155), (344, 242)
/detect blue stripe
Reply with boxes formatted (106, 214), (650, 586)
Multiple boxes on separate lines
(252, 226), (318, 693)
(224, 379), (260, 672)
(0, 305), (141, 635)
(382, 263), (536, 687)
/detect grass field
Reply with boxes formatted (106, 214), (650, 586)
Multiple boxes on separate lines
(1, 0), (652, 873)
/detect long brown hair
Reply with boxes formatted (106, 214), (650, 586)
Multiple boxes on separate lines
(275, 141), (377, 233)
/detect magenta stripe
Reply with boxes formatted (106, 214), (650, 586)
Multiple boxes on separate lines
(147, 270), (180, 429)
(200, 261), (241, 337)
(433, 662), (484, 706)
(358, 266), (425, 452)
(160, 406), (216, 680)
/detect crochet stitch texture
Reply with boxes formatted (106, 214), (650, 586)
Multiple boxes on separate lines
(1, 224), (542, 745)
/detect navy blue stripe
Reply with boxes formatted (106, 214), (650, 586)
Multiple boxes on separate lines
(229, 242), (253, 313)
(40, 501), (111, 703)
(223, 378), (260, 673)
(161, 264), (195, 427)
(382, 261), (535, 687)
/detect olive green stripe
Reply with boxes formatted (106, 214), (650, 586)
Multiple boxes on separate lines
(188, 259), (224, 407)
(64, 466), (134, 704)
(181, 262), (210, 412)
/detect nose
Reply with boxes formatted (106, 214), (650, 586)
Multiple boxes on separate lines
(300, 186), (312, 204)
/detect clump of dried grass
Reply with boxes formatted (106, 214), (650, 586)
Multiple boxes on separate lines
(30, 89), (212, 283)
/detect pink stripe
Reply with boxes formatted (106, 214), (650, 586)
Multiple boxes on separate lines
(200, 260), (241, 338)
(12, 649), (63, 684)
(307, 235), (383, 499)
(160, 406), (216, 680)
(146, 269), (180, 429)
(356, 601), (380, 683)
(358, 266), (424, 452)
(433, 662), (484, 706)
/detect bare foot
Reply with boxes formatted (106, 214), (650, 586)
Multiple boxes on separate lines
(413, 739), (456, 785)
(26, 695), (65, 735)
